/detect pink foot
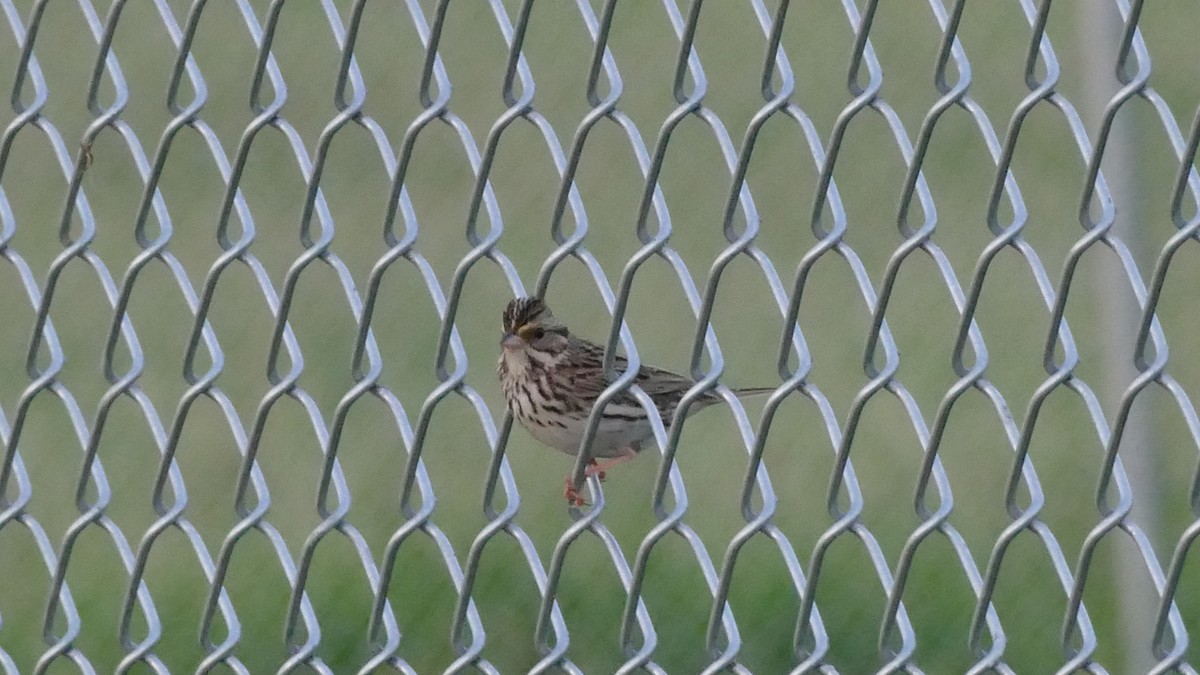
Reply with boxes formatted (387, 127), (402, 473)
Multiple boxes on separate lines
(563, 475), (586, 507)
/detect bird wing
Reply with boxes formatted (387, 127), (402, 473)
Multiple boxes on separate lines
(636, 361), (723, 415)
(563, 338), (720, 420)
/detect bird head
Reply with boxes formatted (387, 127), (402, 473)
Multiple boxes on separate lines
(501, 297), (570, 363)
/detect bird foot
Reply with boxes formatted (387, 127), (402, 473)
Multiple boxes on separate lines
(585, 459), (607, 482)
(563, 476), (587, 507)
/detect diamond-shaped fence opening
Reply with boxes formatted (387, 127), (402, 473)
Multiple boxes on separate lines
(0, 0), (1199, 673)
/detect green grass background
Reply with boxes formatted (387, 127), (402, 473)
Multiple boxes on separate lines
(1, 0), (1199, 672)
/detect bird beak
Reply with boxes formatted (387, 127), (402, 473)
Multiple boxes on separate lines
(501, 332), (523, 350)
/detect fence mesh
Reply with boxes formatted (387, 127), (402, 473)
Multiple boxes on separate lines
(1, 0), (1199, 672)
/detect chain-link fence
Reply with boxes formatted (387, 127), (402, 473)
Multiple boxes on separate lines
(1, 0), (1199, 672)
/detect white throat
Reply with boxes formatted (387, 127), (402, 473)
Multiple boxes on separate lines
(501, 346), (533, 376)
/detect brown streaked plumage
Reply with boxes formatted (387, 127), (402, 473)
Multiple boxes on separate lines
(497, 297), (773, 506)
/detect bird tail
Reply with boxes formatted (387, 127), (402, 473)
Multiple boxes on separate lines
(731, 386), (779, 397)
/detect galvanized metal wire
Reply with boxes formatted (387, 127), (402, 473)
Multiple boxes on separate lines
(0, 0), (1198, 672)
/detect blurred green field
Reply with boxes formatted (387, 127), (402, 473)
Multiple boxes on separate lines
(1, 0), (1200, 672)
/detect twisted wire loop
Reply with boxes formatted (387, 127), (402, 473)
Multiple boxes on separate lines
(0, 0), (1198, 672)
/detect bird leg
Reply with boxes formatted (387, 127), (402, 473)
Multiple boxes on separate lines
(564, 447), (638, 506)
(584, 446), (639, 482)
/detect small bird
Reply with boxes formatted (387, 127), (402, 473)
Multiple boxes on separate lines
(497, 297), (774, 506)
